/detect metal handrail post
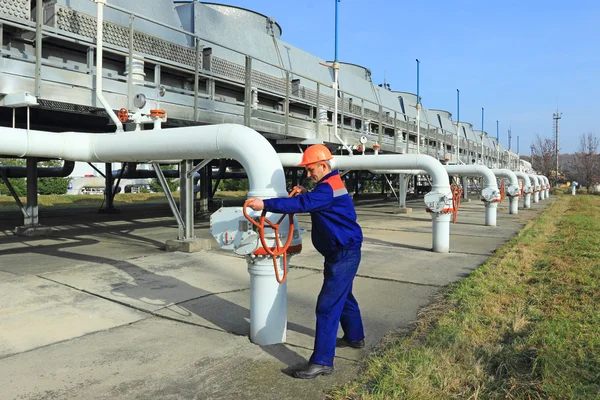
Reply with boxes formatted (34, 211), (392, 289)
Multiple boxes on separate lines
(35, 0), (43, 97)
(193, 38), (200, 121)
(315, 83), (320, 135)
(127, 14), (135, 110)
(244, 56), (252, 126)
(284, 70), (290, 136)
(377, 105), (383, 145)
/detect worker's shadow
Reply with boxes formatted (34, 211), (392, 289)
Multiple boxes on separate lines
(0, 222), (314, 372)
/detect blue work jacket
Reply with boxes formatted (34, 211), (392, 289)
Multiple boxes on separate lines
(263, 170), (363, 259)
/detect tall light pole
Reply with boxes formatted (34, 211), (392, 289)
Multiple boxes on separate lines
(553, 110), (562, 183)
(496, 120), (500, 168)
(455, 89), (461, 163)
(333, 0), (340, 150)
(416, 58), (421, 153)
(481, 107), (485, 164)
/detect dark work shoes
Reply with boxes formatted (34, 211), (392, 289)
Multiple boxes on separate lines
(336, 336), (365, 349)
(293, 363), (334, 379)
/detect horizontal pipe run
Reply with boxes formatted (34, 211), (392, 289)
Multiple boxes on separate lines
(279, 153), (452, 253)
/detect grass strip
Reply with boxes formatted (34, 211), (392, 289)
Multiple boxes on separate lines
(329, 195), (600, 399)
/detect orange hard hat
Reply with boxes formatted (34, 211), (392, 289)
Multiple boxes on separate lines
(298, 144), (333, 167)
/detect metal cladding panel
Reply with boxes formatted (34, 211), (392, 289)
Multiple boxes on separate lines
(473, 130), (484, 145)
(338, 69), (380, 104)
(393, 92), (418, 119)
(52, 6), (196, 67)
(201, 3), (282, 39)
(431, 109), (452, 120)
(429, 110), (456, 134)
(337, 62), (371, 80)
(52, 0), (189, 46)
(0, 0), (29, 20)
(460, 123), (477, 142)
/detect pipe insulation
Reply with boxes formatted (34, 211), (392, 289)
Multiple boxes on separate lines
(279, 153), (453, 253)
(491, 169), (520, 214)
(0, 124), (287, 199)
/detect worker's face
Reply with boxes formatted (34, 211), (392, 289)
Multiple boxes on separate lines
(305, 161), (330, 183)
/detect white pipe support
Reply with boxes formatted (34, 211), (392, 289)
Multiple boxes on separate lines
(0, 123), (290, 345)
(94, 0), (124, 133)
(445, 164), (500, 226)
(513, 171), (533, 195)
(538, 175), (549, 199)
(491, 169), (521, 214)
(0, 124), (287, 199)
(247, 255), (287, 345)
(524, 193), (532, 209)
(528, 174), (540, 203)
(536, 175), (545, 200)
(484, 201), (498, 226)
(279, 153), (453, 253)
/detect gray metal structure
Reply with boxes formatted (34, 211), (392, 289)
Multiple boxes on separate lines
(1, 0), (515, 165)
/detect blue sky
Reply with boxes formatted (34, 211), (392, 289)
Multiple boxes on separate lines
(216, 0), (599, 154)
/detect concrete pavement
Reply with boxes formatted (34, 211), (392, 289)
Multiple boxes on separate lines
(0, 194), (551, 399)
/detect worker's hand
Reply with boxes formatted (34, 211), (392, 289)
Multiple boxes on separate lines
(290, 186), (307, 196)
(245, 197), (264, 211)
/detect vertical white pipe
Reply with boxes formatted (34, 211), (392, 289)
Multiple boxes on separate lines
(456, 122), (461, 163)
(524, 193), (531, 208)
(485, 202), (497, 226)
(416, 104), (421, 154)
(398, 173), (407, 208)
(431, 213), (450, 252)
(509, 197), (519, 214)
(94, 0), (123, 132)
(248, 256), (287, 345)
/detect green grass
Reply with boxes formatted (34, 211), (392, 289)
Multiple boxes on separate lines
(328, 195), (600, 400)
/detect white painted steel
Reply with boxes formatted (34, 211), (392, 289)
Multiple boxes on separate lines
(491, 169), (520, 214)
(279, 153), (453, 253)
(0, 123), (290, 345)
(445, 165), (499, 226)
(528, 174), (541, 203)
(514, 171), (533, 209)
(0, 124), (287, 199)
(369, 164), (500, 226)
(536, 175), (545, 200)
(94, 0), (124, 132)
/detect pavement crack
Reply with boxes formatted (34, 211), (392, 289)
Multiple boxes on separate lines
(289, 265), (442, 288)
(36, 275), (251, 336)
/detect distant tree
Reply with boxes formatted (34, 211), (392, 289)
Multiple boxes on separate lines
(150, 164), (179, 193)
(0, 158), (69, 196)
(530, 134), (557, 180)
(572, 132), (600, 190)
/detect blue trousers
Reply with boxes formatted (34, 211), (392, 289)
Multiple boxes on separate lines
(309, 247), (364, 367)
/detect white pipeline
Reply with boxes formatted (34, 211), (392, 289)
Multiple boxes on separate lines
(279, 153), (453, 252)
(445, 165), (499, 226)
(94, 0), (123, 132)
(0, 123), (290, 345)
(491, 169), (520, 214)
(528, 174), (540, 203)
(373, 164), (501, 226)
(513, 171), (533, 209)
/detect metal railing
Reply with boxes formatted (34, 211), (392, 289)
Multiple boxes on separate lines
(0, 1), (510, 168)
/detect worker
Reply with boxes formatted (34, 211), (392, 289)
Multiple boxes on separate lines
(246, 144), (365, 379)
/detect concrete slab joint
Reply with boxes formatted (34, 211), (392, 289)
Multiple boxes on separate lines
(165, 238), (212, 253)
(14, 225), (54, 237)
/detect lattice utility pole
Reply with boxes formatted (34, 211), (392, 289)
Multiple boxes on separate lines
(553, 110), (562, 183)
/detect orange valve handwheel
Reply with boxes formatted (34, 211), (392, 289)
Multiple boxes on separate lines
(242, 189), (302, 283)
(149, 109), (166, 118)
(117, 108), (129, 123)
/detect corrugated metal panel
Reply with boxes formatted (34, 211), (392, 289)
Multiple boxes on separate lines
(0, 0), (29, 20)
(53, 0), (189, 45)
